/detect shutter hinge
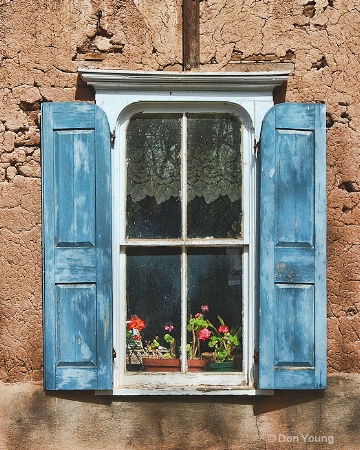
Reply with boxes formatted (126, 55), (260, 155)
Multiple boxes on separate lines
(254, 349), (259, 364)
(254, 139), (260, 157)
(112, 348), (117, 360)
(110, 131), (115, 145)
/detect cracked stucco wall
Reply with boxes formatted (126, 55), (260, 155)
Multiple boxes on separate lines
(0, 374), (359, 449)
(0, 0), (359, 383)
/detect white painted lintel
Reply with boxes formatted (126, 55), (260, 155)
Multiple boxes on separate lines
(79, 69), (290, 92)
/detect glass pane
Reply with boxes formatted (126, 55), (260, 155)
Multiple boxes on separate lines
(126, 248), (181, 370)
(187, 113), (242, 238)
(187, 248), (243, 371)
(126, 114), (182, 238)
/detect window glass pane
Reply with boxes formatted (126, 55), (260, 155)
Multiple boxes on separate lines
(187, 114), (242, 238)
(126, 114), (182, 238)
(126, 248), (181, 370)
(187, 248), (243, 371)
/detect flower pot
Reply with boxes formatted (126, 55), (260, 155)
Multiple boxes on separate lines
(207, 360), (234, 372)
(142, 358), (181, 372)
(187, 359), (207, 372)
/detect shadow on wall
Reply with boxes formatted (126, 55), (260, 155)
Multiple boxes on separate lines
(44, 387), (325, 413)
(273, 81), (287, 104)
(75, 74), (95, 102)
(3, 375), (360, 449)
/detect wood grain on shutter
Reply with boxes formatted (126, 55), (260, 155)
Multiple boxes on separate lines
(259, 103), (327, 389)
(42, 102), (112, 390)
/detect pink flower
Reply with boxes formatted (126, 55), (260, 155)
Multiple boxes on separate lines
(201, 305), (209, 313)
(218, 325), (229, 334)
(164, 324), (174, 332)
(194, 313), (203, 318)
(198, 328), (211, 341)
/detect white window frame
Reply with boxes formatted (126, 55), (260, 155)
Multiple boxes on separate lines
(80, 70), (290, 395)
(118, 102), (250, 391)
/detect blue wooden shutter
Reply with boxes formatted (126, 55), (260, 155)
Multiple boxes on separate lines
(259, 103), (326, 389)
(42, 102), (112, 390)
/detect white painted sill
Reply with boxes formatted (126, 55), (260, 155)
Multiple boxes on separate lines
(97, 388), (274, 396)
(96, 372), (274, 396)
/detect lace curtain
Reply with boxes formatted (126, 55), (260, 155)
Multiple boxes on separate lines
(187, 114), (242, 204)
(127, 114), (181, 204)
(127, 113), (242, 205)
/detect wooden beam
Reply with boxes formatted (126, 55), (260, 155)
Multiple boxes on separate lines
(183, 0), (200, 70)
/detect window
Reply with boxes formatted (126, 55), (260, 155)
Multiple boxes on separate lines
(42, 71), (327, 394)
(116, 105), (251, 390)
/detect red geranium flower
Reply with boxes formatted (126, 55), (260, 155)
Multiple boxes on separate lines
(218, 325), (229, 334)
(127, 315), (145, 331)
(198, 328), (211, 341)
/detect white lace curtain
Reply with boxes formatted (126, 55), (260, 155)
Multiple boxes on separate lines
(127, 114), (242, 205)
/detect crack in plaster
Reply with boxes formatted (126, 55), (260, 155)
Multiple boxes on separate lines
(255, 415), (267, 449)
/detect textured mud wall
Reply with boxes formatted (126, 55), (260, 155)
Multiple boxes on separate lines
(0, 0), (359, 383)
(0, 374), (360, 449)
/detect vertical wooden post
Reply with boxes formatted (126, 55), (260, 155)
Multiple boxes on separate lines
(183, 0), (200, 70)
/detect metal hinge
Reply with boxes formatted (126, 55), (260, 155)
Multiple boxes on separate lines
(110, 131), (115, 145)
(254, 139), (260, 157)
(112, 348), (117, 360)
(254, 349), (259, 364)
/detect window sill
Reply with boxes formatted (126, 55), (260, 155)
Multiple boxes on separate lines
(96, 386), (274, 396)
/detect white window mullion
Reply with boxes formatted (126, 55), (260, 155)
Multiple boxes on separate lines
(181, 113), (188, 372)
(247, 131), (257, 386)
(181, 113), (187, 240)
(114, 120), (127, 388)
(181, 246), (187, 372)
(117, 246), (127, 386)
(242, 246), (249, 383)
(121, 238), (246, 247)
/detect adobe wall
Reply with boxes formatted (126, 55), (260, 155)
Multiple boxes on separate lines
(0, 0), (359, 448)
(0, 374), (359, 450)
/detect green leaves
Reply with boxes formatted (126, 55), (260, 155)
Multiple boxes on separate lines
(187, 308), (242, 362)
(164, 333), (175, 344)
(187, 314), (209, 332)
(206, 315), (241, 362)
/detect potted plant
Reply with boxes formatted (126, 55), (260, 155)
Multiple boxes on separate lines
(126, 315), (147, 370)
(186, 305), (211, 371)
(206, 315), (242, 371)
(126, 308), (241, 373)
(142, 324), (181, 372)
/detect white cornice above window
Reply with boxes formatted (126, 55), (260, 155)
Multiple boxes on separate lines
(79, 69), (290, 140)
(79, 69), (290, 92)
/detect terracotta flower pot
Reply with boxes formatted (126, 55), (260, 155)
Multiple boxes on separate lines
(187, 359), (207, 372)
(142, 358), (181, 372)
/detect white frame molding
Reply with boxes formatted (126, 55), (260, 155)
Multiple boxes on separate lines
(80, 69), (289, 395)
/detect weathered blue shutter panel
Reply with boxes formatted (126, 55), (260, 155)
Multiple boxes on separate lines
(259, 103), (326, 389)
(42, 102), (112, 390)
